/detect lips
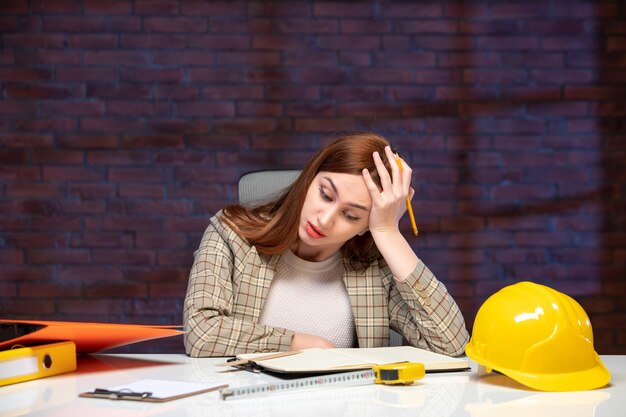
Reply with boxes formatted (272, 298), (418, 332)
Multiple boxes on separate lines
(306, 222), (326, 238)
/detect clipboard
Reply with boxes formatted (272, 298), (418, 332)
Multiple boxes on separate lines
(0, 319), (183, 353)
(79, 379), (229, 403)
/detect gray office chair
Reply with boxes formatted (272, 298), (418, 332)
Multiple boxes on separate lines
(238, 170), (301, 206)
(237, 170), (404, 347)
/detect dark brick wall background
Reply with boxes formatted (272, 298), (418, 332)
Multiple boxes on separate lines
(1, 0), (625, 354)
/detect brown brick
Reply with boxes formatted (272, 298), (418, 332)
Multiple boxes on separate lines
(0, 68), (51, 81)
(57, 67), (118, 82)
(381, 3), (442, 18)
(107, 101), (171, 117)
(491, 3), (550, 18)
(32, 149), (83, 165)
(314, 2), (375, 17)
(66, 34), (120, 49)
(177, 101), (235, 117)
(3, 133), (54, 147)
(15, 118), (78, 132)
(182, 1), (245, 16)
(19, 282), (82, 298)
(275, 18), (338, 34)
(84, 51), (150, 66)
(189, 35), (250, 49)
(135, 0), (179, 15)
(0, 249), (24, 265)
(212, 118), (276, 134)
(109, 16), (141, 31)
(202, 86), (264, 100)
(92, 249), (156, 265)
(29, 249), (90, 265)
(57, 134), (118, 148)
(2, 33), (65, 48)
(17, 50), (82, 65)
(1, 0), (30, 14)
(39, 100), (105, 117)
(43, 16), (106, 32)
(144, 17), (207, 33)
(121, 34), (185, 49)
(0, 300), (55, 315)
(43, 166), (104, 181)
(84, 282), (148, 298)
(32, 0), (81, 13)
(150, 282), (188, 298)
(237, 101), (283, 116)
(81, 118), (143, 133)
(84, 0), (133, 15)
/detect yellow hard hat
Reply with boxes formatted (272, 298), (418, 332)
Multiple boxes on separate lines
(465, 281), (610, 391)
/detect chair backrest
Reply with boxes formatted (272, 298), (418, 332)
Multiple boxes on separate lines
(238, 170), (300, 205)
(236, 169), (404, 347)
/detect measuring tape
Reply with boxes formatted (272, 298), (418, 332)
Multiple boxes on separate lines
(220, 369), (376, 401)
(219, 362), (425, 401)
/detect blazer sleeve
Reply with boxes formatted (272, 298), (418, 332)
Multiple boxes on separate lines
(386, 260), (470, 357)
(183, 217), (294, 357)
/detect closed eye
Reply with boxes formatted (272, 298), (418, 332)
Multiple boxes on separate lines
(319, 187), (332, 202)
(320, 187), (360, 221)
(344, 212), (360, 222)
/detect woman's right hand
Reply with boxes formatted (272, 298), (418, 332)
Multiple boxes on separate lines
(290, 333), (336, 350)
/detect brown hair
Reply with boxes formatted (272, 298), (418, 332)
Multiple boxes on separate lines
(221, 132), (397, 265)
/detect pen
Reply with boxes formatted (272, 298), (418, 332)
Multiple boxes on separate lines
(396, 157), (419, 236)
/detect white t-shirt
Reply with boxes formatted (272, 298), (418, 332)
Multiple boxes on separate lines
(258, 250), (356, 348)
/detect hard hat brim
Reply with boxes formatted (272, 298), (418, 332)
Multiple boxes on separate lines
(488, 352), (611, 392)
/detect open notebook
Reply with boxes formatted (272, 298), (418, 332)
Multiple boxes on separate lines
(233, 346), (470, 374)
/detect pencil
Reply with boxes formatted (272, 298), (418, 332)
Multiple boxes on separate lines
(396, 157), (419, 236)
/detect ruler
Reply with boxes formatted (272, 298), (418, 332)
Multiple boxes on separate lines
(219, 369), (376, 401)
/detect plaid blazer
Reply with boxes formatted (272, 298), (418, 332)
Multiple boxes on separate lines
(184, 214), (469, 357)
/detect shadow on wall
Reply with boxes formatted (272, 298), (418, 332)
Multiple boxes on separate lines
(419, 1), (625, 354)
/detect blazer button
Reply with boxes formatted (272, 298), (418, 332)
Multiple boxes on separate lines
(422, 297), (432, 306)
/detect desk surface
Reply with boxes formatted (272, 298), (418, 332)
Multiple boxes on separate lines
(1, 354), (623, 417)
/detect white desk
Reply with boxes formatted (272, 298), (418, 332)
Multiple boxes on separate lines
(1, 354), (623, 417)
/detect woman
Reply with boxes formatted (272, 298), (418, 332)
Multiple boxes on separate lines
(183, 132), (469, 357)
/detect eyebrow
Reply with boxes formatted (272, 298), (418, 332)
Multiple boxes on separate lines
(325, 177), (370, 212)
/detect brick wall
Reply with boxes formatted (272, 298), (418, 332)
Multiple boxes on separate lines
(1, 0), (625, 354)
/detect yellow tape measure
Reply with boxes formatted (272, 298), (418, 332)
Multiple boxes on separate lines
(219, 362), (425, 401)
(373, 362), (425, 385)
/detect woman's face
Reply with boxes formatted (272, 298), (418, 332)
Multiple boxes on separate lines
(293, 171), (371, 262)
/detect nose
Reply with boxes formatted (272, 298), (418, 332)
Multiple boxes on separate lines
(317, 206), (336, 228)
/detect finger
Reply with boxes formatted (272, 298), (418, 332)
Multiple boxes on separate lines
(372, 150), (392, 191)
(361, 168), (382, 201)
(384, 146), (402, 193)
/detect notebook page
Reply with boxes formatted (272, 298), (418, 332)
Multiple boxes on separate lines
(333, 346), (469, 371)
(241, 348), (372, 372)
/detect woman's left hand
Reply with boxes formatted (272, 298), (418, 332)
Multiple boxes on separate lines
(362, 145), (414, 235)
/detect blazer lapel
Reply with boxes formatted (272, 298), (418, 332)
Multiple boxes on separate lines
(234, 251), (280, 322)
(341, 258), (389, 348)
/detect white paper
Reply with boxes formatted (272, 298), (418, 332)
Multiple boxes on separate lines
(105, 379), (227, 399)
